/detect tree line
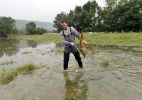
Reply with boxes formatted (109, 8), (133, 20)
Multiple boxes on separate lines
(0, 17), (47, 37)
(53, 0), (142, 33)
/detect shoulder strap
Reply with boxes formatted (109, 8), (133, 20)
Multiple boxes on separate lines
(62, 27), (72, 37)
(62, 30), (65, 37)
(69, 27), (73, 35)
(70, 27), (75, 40)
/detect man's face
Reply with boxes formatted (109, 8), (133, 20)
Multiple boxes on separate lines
(61, 22), (68, 30)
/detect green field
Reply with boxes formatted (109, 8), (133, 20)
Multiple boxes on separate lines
(15, 33), (142, 46)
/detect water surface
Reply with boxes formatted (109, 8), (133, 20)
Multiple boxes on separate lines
(0, 38), (142, 100)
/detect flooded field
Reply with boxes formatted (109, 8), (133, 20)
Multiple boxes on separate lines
(0, 38), (142, 100)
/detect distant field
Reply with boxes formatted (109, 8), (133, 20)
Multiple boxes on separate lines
(15, 33), (142, 46)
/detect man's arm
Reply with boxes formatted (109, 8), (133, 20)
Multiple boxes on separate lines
(71, 27), (87, 44)
(71, 27), (82, 40)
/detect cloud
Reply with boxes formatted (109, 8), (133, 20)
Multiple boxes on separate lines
(0, 0), (105, 22)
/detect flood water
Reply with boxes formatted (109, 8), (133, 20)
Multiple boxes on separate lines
(0, 38), (142, 100)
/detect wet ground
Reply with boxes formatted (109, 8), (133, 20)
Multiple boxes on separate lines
(0, 38), (142, 100)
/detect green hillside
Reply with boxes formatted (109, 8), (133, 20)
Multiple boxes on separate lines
(15, 19), (56, 31)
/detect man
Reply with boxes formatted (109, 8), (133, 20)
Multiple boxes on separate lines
(60, 20), (86, 70)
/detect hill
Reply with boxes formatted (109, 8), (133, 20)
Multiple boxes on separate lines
(15, 19), (56, 31)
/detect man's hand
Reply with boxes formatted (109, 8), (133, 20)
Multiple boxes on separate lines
(70, 42), (75, 46)
(83, 40), (87, 44)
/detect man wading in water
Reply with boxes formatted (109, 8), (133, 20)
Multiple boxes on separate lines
(60, 20), (86, 70)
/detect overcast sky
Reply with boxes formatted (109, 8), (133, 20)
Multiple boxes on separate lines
(0, 0), (105, 23)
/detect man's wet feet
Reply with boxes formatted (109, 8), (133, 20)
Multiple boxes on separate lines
(79, 67), (83, 70)
(64, 68), (68, 70)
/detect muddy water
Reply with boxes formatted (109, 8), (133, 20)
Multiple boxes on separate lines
(0, 38), (142, 100)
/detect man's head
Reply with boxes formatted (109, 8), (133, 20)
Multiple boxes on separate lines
(60, 20), (68, 30)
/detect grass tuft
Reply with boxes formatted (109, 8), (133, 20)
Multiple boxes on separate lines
(102, 58), (109, 68)
(17, 63), (36, 74)
(0, 63), (36, 84)
(0, 60), (14, 65)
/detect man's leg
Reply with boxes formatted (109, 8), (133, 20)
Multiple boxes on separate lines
(73, 51), (83, 68)
(63, 52), (70, 70)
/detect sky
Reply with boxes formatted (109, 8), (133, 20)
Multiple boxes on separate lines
(0, 0), (105, 23)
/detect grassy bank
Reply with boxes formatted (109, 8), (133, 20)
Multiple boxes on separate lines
(15, 33), (142, 46)
(85, 33), (142, 46)
(16, 34), (60, 42)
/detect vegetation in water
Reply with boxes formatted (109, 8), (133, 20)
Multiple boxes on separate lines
(0, 63), (36, 84)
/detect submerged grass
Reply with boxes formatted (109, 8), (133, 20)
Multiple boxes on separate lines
(0, 63), (36, 84)
(102, 58), (109, 68)
(15, 33), (142, 46)
(0, 60), (14, 65)
(21, 51), (32, 54)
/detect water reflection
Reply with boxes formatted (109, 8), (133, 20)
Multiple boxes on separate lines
(0, 38), (19, 57)
(63, 71), (88, 100)
(27, 40), (38, 48)
(0, 38), (41, 58)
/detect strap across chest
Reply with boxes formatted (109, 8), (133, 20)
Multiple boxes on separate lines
(62, 27), (73, 37)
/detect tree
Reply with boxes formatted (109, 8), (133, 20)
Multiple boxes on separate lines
(0, 17), (16, 37)
(25, 22), (36, 35)
(118, 0), (129, 5)
(35, 27), (47, 35)
(53, 12), (68, 32)
(95, 8), (105, 32)
(112, 0), (142, 32)
(101, 0), (119, 32)
(89, 0), (100, 32)
(72, 6), (82, 32)
(53, 0), (99, 33)
(67, 10), (74, 27)
(76, 0), (99, 32)
(81, 1), (93, 32)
